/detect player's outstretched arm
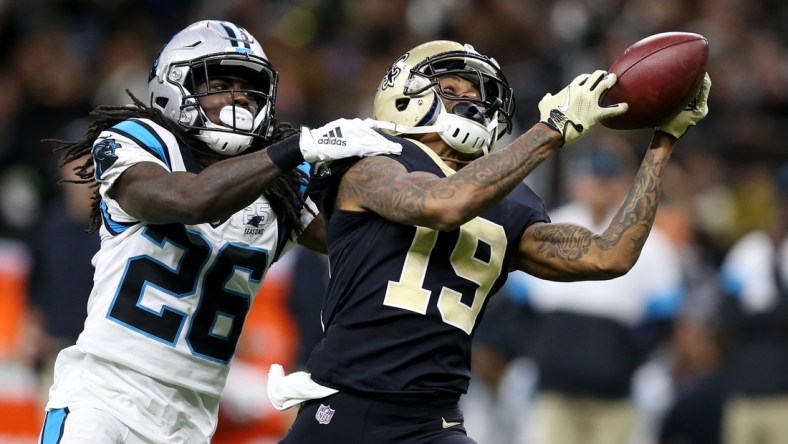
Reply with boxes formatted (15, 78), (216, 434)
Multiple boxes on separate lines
(512, 75), (710, 281)
(338, 124), (562, 231)
(513, 133), (674, 281)
(112, 119), (400, 225)
(337, 71), (625, 231)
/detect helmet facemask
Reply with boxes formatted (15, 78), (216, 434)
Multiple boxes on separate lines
(148, 20), (279, 156)
(178, 58), (276, 155)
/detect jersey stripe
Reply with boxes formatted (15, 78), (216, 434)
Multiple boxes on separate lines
(109, 120), (172, 169)
(101, 201), (136, 235)
(296, 162), (310, 196)
(39, 408), (67, 444)
(220, 22), (251, 49)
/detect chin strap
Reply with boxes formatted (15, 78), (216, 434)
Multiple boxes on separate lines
(363, 118), (445, 134)
(440, 156), (473, 164)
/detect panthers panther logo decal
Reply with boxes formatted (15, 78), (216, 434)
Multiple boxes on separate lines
(93, 138), (121, 180)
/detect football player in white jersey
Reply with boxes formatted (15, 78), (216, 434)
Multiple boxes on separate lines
(37, 20), (400, 444)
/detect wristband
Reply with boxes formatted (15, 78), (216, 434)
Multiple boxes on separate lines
(654, 128), (680, 141)
(266, 134), (304, 171)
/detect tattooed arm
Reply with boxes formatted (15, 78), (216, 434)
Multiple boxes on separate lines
(336, 124), (562, 230)
(512, 132), (676, 281)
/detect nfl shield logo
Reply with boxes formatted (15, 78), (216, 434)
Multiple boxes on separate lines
(315, 404), (335, 424)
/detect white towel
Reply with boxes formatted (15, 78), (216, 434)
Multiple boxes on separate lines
(267, 364), (339, 411)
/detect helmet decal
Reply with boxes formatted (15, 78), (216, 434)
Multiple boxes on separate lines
(381, 54), (408, 91)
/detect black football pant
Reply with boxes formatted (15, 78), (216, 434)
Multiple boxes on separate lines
(279, 391), (475, 443)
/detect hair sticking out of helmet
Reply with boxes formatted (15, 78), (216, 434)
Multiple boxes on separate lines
(371, 40), (515, 155)
(147, 20), (279, 156)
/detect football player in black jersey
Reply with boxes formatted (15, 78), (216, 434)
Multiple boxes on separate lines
(270, 40), (711, 443)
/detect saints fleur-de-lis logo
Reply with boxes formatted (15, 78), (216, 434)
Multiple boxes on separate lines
(380, 53), (409, 90)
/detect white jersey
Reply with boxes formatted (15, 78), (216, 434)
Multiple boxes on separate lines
(721, 231), (788, 313)
(47, 118), (315, 441)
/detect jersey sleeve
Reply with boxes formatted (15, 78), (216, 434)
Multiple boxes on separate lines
(92, 119), (179, 224)
(508, 182), (551, 229)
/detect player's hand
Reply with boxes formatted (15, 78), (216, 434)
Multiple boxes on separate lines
(538, 70), (628, 146)
(300, 118), (402, 162)
(656, 73), (711, 140)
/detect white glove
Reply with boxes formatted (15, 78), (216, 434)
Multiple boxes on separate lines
(266, 364), (338, 411)
(656, 73), (711, 139)
(300, 118), (402, 162)
(538, 70), (628, 146)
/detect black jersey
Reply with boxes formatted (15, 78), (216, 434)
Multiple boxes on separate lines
(305, 137), (549, 398)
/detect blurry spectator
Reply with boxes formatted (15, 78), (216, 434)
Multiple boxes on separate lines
(717, 163), (788, 444)
(24, 137), (99, 405)
(502, 139), (685, 444)
(464, 293), (540, 444)
(655, 162), (729, 444)
(2, 22), (93, 244)
(657, 316), (727, 444)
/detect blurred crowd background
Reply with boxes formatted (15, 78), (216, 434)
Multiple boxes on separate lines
(0, 0), (786, 443)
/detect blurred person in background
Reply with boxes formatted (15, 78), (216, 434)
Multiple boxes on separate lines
(24, 148), (99, 405)
(718, 163), (788, 444)
(268, 39), (710, 443)
(0, 22), (93, 246)
(498, 140), (685, 444)
(36, 19), (399, 444)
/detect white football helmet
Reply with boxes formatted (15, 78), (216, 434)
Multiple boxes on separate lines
(148, 20), (278, 156)
(372, 40), (514, 155)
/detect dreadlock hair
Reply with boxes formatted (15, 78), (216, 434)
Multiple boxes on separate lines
(46, 91), (309, 235)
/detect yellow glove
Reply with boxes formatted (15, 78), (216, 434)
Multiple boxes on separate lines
(656, 73), (711, 140)
(539, 70), (628, 146)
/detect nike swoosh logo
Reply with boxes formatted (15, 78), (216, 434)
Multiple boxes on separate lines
(209, 218), (230, 228)
(558, 88), (571, 113)
(441, 417), (462, 429)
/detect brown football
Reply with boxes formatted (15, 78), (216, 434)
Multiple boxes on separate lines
(600, 32), (709, 130)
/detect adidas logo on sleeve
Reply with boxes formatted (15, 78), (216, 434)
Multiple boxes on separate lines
(317, 127), (347, 146)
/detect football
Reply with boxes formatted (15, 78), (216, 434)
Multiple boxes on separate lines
(600, 32), (709, 130)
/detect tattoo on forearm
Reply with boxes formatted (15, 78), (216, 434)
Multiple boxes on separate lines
(533, 224), (593, 260)
(440, 129), (555, 198)
(342, 158), (427, 216)
(532, 148), (668, 262)
(601, 149), (663, 252)
(342, 127), (559, 223)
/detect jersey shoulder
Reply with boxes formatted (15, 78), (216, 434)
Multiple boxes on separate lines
(306, 133), (428, 217)
(503, 181), (551, 226)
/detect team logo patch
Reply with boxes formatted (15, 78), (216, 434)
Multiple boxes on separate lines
(93, 138), (121, 179)
(315, 404), (335, 425)
(235, 202), (274, 235)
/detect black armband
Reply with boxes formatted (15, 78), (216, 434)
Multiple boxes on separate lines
(266, 134), (304, 171)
